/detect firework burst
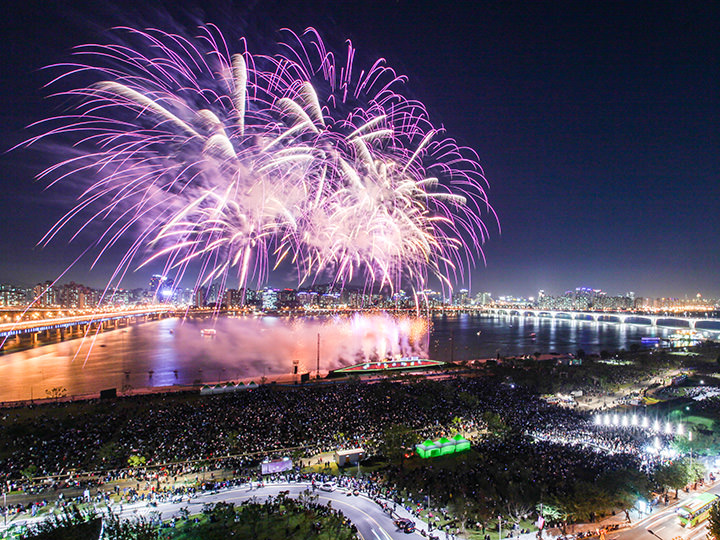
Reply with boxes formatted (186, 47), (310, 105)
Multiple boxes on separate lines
(25, 25), (497, 297)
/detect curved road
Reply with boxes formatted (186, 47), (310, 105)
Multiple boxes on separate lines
(1, 482), (430, 540)
(147, 482), (429, 540)
(7, 479), (720, 540)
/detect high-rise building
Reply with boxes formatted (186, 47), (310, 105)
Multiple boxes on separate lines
(224, 288), (244, 308)
(276, 288), (298, 309)
(149, 275), (175, 301)
(33, 281), (57, 306)
(206, 283), (222, 305)
(194, 286), (207, 307)
(454, 289), (469, 306)
(59, 282), (95, 309)
(261, 287), (278, 310)
(297, 289), (318, 307)
(0, 284), (30, 306)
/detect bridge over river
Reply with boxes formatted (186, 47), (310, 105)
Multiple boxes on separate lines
(0, 307), (177, 349)
(483, 308), (720, 333)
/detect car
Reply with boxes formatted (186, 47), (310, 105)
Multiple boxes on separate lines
(394, 518), (415, 533)
(319, 482), (336, 492)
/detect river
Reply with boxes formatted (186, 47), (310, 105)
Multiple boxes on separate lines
(0, 311), (709, 403)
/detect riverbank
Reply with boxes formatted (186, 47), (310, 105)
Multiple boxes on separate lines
(2, 311), (713, 402)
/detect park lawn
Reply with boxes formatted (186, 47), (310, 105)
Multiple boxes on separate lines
(350, 460), (388, 475)
(681, 415), (716, 431)
(302, 461), (340, 475)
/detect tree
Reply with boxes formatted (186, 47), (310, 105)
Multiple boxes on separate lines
(654, 459), (690, 498)
(102, 507), (159, 540)
(571, 482), (613, 522)
(127, 454), (147, 468)
(448, 494), (471, 534)
(505, 500), (533, 526)
(482, 411), (511, 438)
(544, 496), (576, 534)
(689, 460), (706, 483)
(381, 424), (419, 468)
(21, 464), (38, 480)
(539, 502), (563, 524)
(25, 506), (102, 540)
(597, 468), (650, 523)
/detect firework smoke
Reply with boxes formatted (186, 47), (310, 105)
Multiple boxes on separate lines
(26, 25), (497, 296)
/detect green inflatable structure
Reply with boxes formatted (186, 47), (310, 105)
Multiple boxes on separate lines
(415, 434), (471, 458)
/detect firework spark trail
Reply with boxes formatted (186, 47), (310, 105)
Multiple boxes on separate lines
(25, 25), (498, 297)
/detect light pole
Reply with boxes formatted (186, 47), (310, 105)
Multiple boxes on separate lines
(648, 529), (664, 540)
(689, 430), (695, 483)
(498, 515), (502, 540)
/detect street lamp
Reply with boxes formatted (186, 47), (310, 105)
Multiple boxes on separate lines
(647, 529), (664, 540)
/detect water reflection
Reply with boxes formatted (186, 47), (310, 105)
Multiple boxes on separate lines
(0, 311), (683, 403)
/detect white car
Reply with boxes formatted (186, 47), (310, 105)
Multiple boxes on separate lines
(319, 482), (337, 492)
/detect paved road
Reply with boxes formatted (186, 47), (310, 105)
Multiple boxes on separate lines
(612, 485), (720, 540)
(2, 482), (432, 540)
(160, 482), (427, 540)
(12, 480), (718, 540)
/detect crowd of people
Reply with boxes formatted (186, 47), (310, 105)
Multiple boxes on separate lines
(0, 378), (491, 480)
(0, 373), (684, 531)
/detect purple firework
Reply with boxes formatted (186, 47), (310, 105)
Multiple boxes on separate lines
(24, 25), (498, 297)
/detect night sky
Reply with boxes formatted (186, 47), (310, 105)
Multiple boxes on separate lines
(1, 0), (718, 298)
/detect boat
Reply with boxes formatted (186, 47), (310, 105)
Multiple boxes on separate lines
(333, 356), (446, 374)
(200, 328), (217, 337)
(476, 330), (482, 336)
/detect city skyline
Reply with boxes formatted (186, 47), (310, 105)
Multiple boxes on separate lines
(2, 275), (718, 311)
(1, 0), (718, 298)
